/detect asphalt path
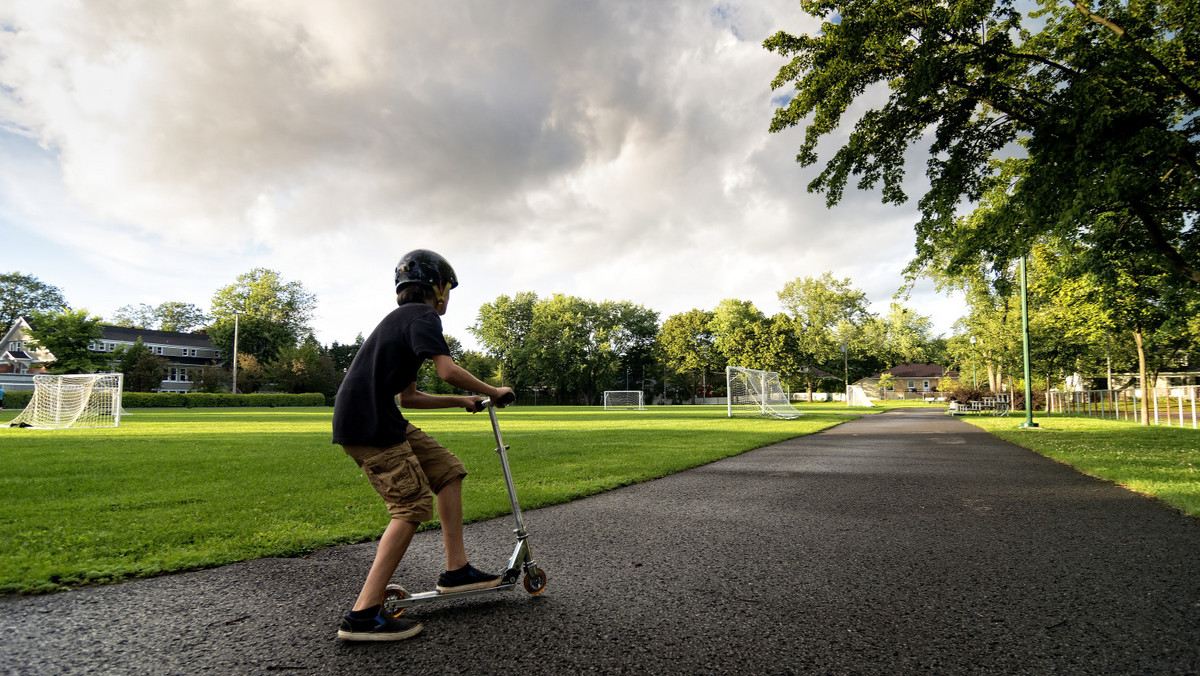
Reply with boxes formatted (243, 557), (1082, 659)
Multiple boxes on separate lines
(3, 409), (1199, 674)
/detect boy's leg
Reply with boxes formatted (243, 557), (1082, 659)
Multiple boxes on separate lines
(353, 518), (419, 611)
(436, 477), (468, 571)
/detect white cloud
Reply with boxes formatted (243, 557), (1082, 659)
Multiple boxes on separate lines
(0, 0), (963, 349)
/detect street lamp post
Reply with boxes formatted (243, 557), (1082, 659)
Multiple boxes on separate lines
(231, 312), (241, 395)
(1019, 256), (1038, 429)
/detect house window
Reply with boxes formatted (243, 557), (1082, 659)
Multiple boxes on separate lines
(907, 380), (915, 389)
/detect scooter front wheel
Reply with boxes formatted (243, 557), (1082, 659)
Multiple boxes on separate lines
(523, 568), (548, 595)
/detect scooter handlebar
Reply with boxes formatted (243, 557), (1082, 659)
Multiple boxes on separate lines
(474, 391), (516, 412)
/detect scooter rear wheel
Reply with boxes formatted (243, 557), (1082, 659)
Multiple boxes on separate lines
(523, 568), (548, 595)
(383, 583), (410, 616)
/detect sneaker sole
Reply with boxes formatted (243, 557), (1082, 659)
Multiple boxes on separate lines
(337, 622), (423, 642)
(435, 578), (501, 594)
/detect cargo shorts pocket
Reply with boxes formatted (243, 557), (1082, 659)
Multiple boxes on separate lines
(357, 445), (433, 522)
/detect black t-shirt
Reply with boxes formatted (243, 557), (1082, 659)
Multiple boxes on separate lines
(332, 303), (451, 447)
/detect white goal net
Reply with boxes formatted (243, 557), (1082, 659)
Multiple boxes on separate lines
(726, 366), (801, 419)
(603, 390), (645, 410)
(8, 373), (125, 429)
(847, 385), (875, 407)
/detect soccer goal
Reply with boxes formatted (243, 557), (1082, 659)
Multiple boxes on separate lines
(726, 366), (801, 419)
(847, 385), (875, 407)
(603, 390), (645, 410)
(8, 373), (125, 429)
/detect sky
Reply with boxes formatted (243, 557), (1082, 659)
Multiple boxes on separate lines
(0, 1), (964, 351)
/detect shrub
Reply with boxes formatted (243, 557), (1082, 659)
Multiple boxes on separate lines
(2, 389), (33, 410)
(118, 392), (327, 408)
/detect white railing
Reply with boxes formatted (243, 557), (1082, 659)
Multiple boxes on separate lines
(1046, 386), (1199, 429)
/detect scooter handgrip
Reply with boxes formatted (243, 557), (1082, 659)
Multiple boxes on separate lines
(496, 391), (516, 406)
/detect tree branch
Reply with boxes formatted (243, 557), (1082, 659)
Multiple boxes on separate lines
(1070, 0), (1200, 108)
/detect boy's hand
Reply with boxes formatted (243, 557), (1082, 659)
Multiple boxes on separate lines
(492, 387), (515, 408)
(464, 396), (484, 413)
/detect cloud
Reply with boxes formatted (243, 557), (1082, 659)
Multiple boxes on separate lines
(0, 0), (962, 347)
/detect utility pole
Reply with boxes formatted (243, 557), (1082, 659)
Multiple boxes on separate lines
(1019, 257), (1038, 429)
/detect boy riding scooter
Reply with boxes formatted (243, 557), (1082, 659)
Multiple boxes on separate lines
(332, 249), (514, 642)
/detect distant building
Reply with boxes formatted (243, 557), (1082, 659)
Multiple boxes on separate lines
(1, 316), (222, 392)
(853, 363), (960, 399)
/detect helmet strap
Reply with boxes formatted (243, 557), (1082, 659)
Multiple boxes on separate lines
(433, 282), (450, 307)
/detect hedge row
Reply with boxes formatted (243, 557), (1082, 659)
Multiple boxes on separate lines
(119, 392), (327, 408)
(2, 390), (32, 410)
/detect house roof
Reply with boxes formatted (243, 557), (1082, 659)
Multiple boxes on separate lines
(865, 363), (961, 379)
(99, 325), (214, 349)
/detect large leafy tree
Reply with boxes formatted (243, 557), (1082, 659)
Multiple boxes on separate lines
(0, 272), (68, 329)
(25, 309), (106, 374)
(657, 309), (719, 403)
(765, 0), (1199, 284)
(470, 291), (539, 391)
(777, 272), (872, 379)
(208, 269), (317, 364)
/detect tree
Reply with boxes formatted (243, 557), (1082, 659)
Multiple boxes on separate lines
(113, 339), (169, 392)
(209, 269), (318, 364)
(710, 298), (767, 366)
(657, 309), (718, 403)
(328, 333), (365, 373)
(1, 272), (68, 329)
(111, 301), (208, 332)
(470, 292), (540, 391)
(110, 303), (158, 329)
(268, 337), (338, 396)
(778, 273), (872, 388)
(765, 0), (1199, 286)
(155, 302), (209, 333)
(232, 353), (267, 393)
(24, 309), (106, 374)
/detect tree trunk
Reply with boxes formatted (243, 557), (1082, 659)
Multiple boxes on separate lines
(1133, 329), (1150, 426)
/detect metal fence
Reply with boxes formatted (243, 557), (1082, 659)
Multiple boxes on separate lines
(1046, 386), (1199, 430)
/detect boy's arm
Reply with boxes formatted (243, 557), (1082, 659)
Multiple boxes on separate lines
(430, 354), (512, 404)
(395, 356), (513, 411)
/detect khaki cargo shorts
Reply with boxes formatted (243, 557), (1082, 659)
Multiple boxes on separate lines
(342, 423), (467, 524)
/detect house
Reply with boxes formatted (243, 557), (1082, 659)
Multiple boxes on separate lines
(854, 363), (960, 400)
(1, 316), (222, 392)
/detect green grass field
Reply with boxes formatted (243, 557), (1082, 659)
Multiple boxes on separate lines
(0, 405), (860, 594)
(964, 413), (1200, 519)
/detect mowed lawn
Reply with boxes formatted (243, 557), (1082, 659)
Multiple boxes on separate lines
(0, 405), (858, 594)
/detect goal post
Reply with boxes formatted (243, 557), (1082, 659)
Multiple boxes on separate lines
(8, 373), (125, 429)
(603, 390), (645, 410)
(726, 366), (801, 419)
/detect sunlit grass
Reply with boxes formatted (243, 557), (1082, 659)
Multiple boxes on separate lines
(0, 405), (852, 594)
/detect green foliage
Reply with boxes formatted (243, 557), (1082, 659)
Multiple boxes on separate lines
(208, 268), (318, 364)
(119, 392), (325, 407)
(110, 301), (209, 332)
(267, 337), (339, 396)
(24, 309), (107, 374)
(112, 339), (169, 392)
(0, 272), (68, 330)
(766, 0), (1200, 285)
(473, 293), (658, 404)
(1, 390), (32, 409)
(231, 353), (267, 394)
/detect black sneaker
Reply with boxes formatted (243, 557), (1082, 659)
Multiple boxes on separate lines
(436, 563), (500, 593)
(337, 610), (423, 642)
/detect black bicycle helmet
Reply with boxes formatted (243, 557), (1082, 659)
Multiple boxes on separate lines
(394, 249), (459, 293)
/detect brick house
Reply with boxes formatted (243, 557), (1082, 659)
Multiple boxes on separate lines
(853, 363), (960, 399)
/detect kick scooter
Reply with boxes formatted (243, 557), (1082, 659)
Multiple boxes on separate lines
(383, 392), (547, 616)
